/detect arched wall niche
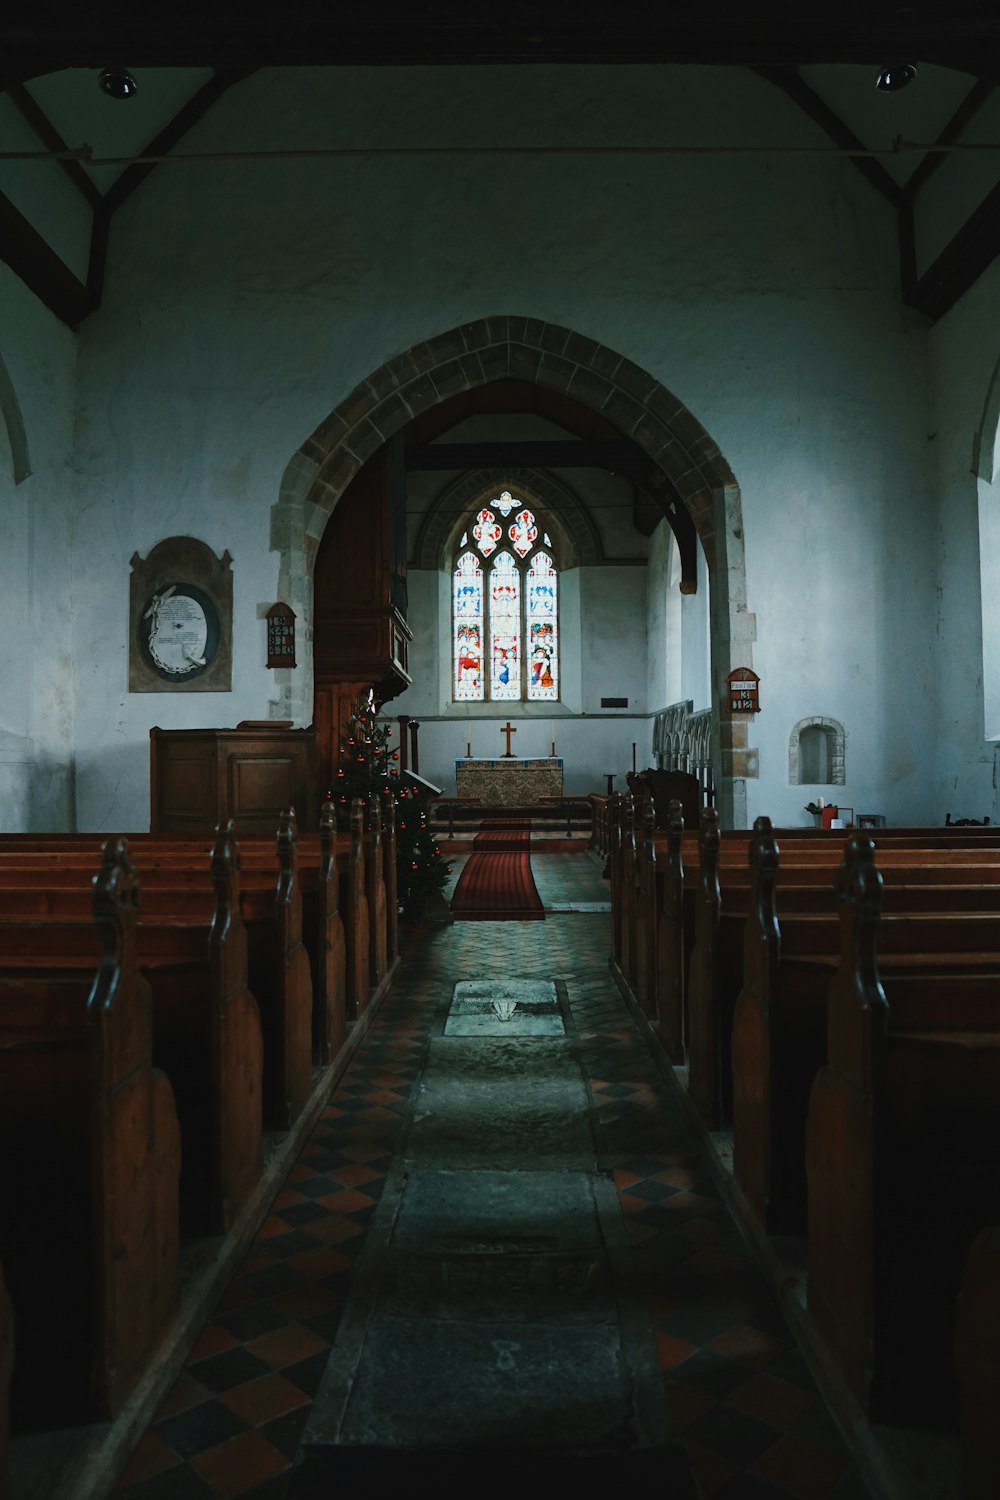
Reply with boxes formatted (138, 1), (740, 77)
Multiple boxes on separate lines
(273, 316), (756, 827)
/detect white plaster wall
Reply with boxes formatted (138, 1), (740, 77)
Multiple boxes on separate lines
(412, 715), (648, 799)
(927, 256), (1000, 822)
(0, 267), (77, 829)
(60, 63), (941, 828)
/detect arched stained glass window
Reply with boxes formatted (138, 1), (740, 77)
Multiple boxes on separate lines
(451, 491), (559, 702)
(453, 550), (484, 700)
(527, 551), (558, 700)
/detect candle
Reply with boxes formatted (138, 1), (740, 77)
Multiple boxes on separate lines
(632, 742), (637, 772)
(817, 796), (825, 809)
(550, 720), (556, 757)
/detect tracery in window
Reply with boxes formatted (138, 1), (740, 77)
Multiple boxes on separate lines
(451, 492), (560, 702)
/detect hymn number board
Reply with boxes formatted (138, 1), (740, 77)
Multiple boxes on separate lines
(266, 603), (297, 668)
(726, 667), (760, 714)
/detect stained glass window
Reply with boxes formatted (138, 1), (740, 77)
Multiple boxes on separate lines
(509, 508), (538, 558)
(453, 550), (484, 700)
(472, 508), (502, 557)
(526, 551), (558, 701)
(451, 492), (558, 702)
(490, 552), (520, 700)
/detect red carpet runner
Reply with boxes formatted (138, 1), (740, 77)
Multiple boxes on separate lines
(450, 818), (545, 921)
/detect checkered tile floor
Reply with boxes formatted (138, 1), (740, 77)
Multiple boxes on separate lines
(114, 854), (868, 1499)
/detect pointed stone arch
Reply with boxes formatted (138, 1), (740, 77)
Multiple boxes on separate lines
(273, 316), (755, 826)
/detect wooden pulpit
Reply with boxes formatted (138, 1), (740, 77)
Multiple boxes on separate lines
(150, 724), (319, 835)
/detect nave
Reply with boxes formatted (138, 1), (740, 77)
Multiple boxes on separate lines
(108, 852), (865, 1500)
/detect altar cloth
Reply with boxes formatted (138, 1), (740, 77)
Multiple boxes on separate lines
(455, 756), (563, 805)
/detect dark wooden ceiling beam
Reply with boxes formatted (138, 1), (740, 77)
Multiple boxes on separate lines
(910, 177), (1000, 321)
(406, 439), (698, 589)
(3, 6), (1000, 77)
(0, 190), (92, 326)
(405, 381), (622, 446)
(901, 78), (996, 202)
(6, 83), (102, 210)
(100, 68), (255, 216)
(754, 66), (901, 209)
(407, 440), (637, 472)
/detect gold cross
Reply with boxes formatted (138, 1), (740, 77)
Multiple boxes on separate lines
(500, 721), (517, 757)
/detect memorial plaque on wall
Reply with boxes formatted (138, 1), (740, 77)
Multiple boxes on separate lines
(129, 537), (233, 692)
(266, 603), (297, 668)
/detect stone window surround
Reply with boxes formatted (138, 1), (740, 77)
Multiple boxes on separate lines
(789, 716), (846, 786)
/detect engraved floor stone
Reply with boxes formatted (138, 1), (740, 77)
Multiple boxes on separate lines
(444, 978), (565, 1035)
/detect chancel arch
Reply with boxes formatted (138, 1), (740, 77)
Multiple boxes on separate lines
(276, 318), (755, 826)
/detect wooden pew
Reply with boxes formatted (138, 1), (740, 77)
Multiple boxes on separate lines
(685, 820), (1000, 1137)
(0, 828), (264, 1236)
(366, 801), (388, 991)
(806, 836), (1000, 1424)
(0, 807), (354, 1070)
(344, 799), (370, 1018)
(0, 812), (317, 1133)
(955, 1227), (1000, 1499)
(0, 1262), (11, 1496)
(731, 824), (1000, 1233)
(0, 842), (180, 1425)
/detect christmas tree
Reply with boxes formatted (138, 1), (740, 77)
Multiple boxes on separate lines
(331, 698), (450, 915)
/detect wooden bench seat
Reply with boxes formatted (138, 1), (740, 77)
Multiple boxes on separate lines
(0, 794), (385, 1049)
(0, 811), (334, 1132)
(730, 823), (1000, 1233)
(0, 844), (180, 1428)
(805, 837), (1000, 1424)
(0, 829), (263, 1237)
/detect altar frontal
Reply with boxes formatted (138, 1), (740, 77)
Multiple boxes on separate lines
(455, 756), (564, 806)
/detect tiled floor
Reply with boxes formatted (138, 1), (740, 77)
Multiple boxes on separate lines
(114, 852), (868, 1499)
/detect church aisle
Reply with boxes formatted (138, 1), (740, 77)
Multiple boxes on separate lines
(113, 861), (868, 1500)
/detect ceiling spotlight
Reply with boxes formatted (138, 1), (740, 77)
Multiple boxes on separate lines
(875, 64), (917, 93)
(98, 68), (137, 100)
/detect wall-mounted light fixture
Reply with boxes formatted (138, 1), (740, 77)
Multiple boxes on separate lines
(98, 68), (137, 99)
(875, 64), (917, 92)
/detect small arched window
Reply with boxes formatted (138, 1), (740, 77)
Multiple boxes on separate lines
(452, 491), (559, 702)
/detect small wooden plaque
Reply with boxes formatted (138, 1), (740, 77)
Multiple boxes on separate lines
(266, 603), (297, 668)
(726, 667), (760, 714)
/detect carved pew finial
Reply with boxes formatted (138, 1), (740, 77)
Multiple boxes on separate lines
(94, 837), (140, 994)
(210, 820), (239, 922)
(276, 805), (298, 892)
(750, 815), (780, 943)
(829, 834), (887, 1076)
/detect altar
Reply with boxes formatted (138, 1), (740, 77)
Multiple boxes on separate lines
(455, 757), (564, 806)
